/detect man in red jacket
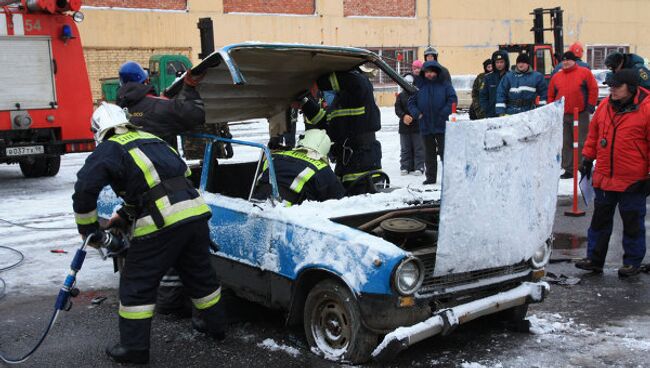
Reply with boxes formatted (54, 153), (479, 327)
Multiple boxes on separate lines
(575, 69), (650, 277)
(548, 51), (599, 179)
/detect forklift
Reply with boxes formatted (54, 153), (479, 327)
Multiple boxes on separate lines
(499, 7), (564, 79)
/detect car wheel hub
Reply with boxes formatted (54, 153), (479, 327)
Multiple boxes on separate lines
(313, 300), (350, 352)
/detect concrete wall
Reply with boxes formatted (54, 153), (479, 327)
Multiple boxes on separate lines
(77, 0), (650, 102)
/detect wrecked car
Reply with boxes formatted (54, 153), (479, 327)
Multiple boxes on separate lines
(98, 43), (563, 364)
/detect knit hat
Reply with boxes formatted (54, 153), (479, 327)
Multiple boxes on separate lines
(562, 51), (578, 62)
(604, 69), (639, 88)
(605, 52), (625, 70)
(412, 60), (423, 68)
(516, 53), (530, 65)
(569, 42), (584, 59)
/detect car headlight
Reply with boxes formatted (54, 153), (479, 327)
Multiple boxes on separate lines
(530, 241), (552, 269)
(393, 257), (424, 295)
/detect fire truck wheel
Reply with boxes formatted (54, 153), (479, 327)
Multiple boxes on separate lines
(19, 156), (61, 178)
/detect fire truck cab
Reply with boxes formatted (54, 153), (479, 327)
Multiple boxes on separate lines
(0, 0), (94, 177)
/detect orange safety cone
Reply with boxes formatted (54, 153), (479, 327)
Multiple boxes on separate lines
(565, 107), (586, 217)
(450, 102), (457, 123)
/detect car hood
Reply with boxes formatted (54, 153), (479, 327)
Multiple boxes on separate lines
(165, 42), (416, 124)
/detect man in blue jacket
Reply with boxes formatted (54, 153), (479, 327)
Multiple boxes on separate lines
(480, 50), (510, 118)
(408, 61), (457, 185)
(496, 53), (547, 116)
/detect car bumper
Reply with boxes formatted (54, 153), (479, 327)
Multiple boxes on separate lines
(371, 281), (549, 361)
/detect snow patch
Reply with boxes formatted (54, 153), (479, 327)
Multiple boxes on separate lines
(257, 338), (300, 357)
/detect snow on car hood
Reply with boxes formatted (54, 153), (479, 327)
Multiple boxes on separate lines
(435, 101), (564, 275)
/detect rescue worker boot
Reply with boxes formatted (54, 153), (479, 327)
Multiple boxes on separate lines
(105, 344), (149, 364)
(618, 265), (641, 277)
(195, 301), (227, 341)
(574, 258), (603, 273)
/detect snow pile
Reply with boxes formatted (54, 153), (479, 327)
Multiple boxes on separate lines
(451, 75), (477, 91)
(461, 362), (503, 368)
(435, 101), (564, 275)
(257, 338), (300, 357)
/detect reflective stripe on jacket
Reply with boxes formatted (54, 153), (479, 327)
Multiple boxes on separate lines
(496, 68), (547, 115)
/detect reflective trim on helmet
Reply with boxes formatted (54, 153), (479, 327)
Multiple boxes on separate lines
(128, 148), (161, 189)
(133, 197), (211, 237)
(305, 109), (326, 126)
(191, 287), (222, 310)
(326, 106), (365, 121)
(75, 209), (98, 225)
(119, 303), (155, 320)
(289, 167), (316, 193)
(329, 73), (340, 92)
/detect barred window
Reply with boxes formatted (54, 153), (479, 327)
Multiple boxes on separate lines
(363, 47), (417, 87)
(587, 45), (630, 69)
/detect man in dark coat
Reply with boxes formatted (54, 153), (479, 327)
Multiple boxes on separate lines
(299, 70), (382, 189)
(115, 61), (206, 148)
(408, 61), (458, 185)
(469, 59), (493, 120)
(604, 51), (650, 90)
(395, 73), (425, 175)
(480, 50), (510, 118)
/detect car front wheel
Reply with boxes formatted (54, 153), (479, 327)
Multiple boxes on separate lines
(303, 279), (378, 364)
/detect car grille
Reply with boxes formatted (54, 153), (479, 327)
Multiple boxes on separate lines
(416, 252), (530, 296)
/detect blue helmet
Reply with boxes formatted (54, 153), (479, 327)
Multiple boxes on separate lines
(118, 61), (148, 85)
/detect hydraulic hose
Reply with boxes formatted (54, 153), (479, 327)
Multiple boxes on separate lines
(0, 235), (93, 364)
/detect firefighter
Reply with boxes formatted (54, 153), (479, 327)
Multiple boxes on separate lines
(255, 129), (345, 205)
(115, 61), (206, 148)
(72, 103), (225, 364)
(297, 69), (383, 193)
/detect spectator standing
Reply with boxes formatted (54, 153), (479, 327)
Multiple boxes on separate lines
(411, 59), (423, 86)
(575, 69), (650, 277)
(548, 51), (599, 179)
(480, 50), (510, 118)
(495, 53), (547, 116)
(469, 59), (493, 120)
(551, 42), (590, 76)
(605, 51), (650, 90)
(395, 73), (425, 176)
(408, 61), (457, 185)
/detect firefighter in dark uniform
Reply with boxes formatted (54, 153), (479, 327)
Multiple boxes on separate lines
(73, 103), (225, 364)
(255, 129), (345, 205)
(298, 69), (382, 192)
(115, 61), (205, 149)
(116, 61), (206, 319)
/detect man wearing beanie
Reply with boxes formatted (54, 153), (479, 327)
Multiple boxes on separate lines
(470, 58), (493, 120)
(480, 50), (510, 118)
(551, 42), (590, 76)
(548, 51), (599, 179)
(495, 53), (547, 116)
(575, 69), (650, 277)
(604, 51), (650, 89)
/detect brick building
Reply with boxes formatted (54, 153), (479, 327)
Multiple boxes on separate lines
(78, 0), (650, 103)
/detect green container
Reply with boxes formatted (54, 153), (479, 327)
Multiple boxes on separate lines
(100, 78), (120, 102)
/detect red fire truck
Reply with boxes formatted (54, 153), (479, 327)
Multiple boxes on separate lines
(0, 0), (94, 177)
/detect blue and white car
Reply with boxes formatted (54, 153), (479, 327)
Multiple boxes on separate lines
(99, 43), (562, 364)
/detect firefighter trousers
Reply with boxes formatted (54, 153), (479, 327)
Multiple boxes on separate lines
(118, 219), (224, 350)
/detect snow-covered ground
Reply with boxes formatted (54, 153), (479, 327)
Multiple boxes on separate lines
(0, 106), (576, 297)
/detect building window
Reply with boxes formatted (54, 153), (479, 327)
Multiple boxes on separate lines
(587, 45), (630, 69)
(364, 47), (417, 87)
(223, 0), (315, 15)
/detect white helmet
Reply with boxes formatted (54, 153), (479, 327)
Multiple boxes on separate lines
(91, 102), (133, 141)
(297, 129), (331, 160)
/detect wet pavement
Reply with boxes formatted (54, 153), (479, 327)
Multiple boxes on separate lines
(1, 197), (648, 367)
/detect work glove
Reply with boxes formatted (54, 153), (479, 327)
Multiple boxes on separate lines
(184, 71), (206, 87)
(579, 159), (593, 180)
(586, 104), (596, 114)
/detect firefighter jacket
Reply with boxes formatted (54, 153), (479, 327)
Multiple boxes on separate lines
(73, 130), (211, 238)
(548, 64), (599, 114)
(496, 67), (548, 115)
(116, 82), (205, 147)
(255, 149), (345, 206)
(582, 88), (650, 192)
(480, 50), (511, 118)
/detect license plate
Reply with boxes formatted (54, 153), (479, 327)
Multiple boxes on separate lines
(6, 145), (45, 157)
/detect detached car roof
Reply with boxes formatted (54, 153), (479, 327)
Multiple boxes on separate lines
(166, 42), (416, 124)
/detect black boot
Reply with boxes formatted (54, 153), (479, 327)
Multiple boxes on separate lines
(618, 265), (640, 277)
(198, 302), (227, 341)
(106, 343), (149, 364)
(574, 258), (603, 273)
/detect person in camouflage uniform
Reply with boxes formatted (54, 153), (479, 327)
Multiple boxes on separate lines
(469, 59), (492, 120)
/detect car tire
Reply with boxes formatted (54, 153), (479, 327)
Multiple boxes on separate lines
(19, 156), (60, 178)
(303, 279), (378, 364)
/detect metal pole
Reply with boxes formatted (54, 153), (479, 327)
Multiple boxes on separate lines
(427, 0), (431, 47)
(565, 107), (585, 217)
